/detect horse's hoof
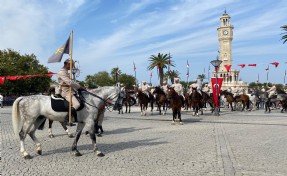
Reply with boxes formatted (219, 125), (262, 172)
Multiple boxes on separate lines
(179, 122), (183, 125)
(49, 134), (55, 138)
(68, 134), (74, 138)
(171, 121), (175, 125)
(97, 152), (105, 157)
(97, 134), (102, 137)
(24, 155), (32, 159)
(74, 152), (82, 157)
(37, 150), (42, 155)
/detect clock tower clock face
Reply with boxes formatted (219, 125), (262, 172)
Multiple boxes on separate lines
(223, 30), (228, 35)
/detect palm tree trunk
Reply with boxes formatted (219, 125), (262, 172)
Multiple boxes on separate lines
(159, 68), (164, 85)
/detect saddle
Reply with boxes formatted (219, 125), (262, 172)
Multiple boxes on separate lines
(51, 94), (84, 112)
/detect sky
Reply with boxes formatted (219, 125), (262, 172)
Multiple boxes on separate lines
(1, 0), (287, 85)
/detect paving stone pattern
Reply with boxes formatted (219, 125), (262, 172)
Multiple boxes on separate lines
(1, 106), (287, 176)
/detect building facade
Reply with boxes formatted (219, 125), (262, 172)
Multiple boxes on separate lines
(214, 11), (248, 90)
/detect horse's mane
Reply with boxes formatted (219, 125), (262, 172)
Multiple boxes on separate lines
(222, 90), (234, 97)
(154, 86), (165, 95)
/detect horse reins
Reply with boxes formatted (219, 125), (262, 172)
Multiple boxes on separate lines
(78, 90), (119, 112)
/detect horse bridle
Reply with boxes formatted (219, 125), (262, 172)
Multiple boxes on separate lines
(78, 90), (120, 112)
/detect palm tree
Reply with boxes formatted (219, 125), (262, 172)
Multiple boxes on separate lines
(147, 53), (175, 85)
(164, 70), (179, 84)
(281, 25), (287, 44)
(111, 67), (121, 83)
(197, 74), (206, 87)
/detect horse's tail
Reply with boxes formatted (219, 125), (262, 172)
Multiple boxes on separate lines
(12, 97), (23, 136)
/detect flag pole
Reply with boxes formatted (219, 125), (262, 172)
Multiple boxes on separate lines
(69, 31), (73, 124)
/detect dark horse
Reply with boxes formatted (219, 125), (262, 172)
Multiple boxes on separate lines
(201, 91), (215, 112)
(135, 88), (154, 116)
(183, 92), (191, 111)
(152, 86), (168, 115)
(167, 87), (182, 124)
(47, 119), (74, 138)
(190, 87), (203, 116)
(119, 89), (136, 114)
(221, 90), (250, 111)
(263, 88), (287, 113)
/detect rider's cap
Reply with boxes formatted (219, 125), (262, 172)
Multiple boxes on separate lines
(175, 78), (179, 81)
(142, 81), (146, 83)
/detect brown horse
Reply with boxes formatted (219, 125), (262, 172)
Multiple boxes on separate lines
(201, 91), (215, 112)
(135, 88), (154, 116)
(119, 89), (136, 114)
(152, 86), (168, 115)
(183, 92), (191, 111)
(221, 90), (250, 111)
(190, 87), (203, 116)
(167, 87), (182, 124)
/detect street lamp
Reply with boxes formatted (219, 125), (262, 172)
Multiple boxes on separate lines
(210, 55), (222, 116)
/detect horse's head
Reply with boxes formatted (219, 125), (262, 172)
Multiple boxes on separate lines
(111, 87), (126, 111)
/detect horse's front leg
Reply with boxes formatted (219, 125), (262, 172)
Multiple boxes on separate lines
(71, 122), (85, 156)
(87, 123), (105, 157)
(230, 102), (234, 111)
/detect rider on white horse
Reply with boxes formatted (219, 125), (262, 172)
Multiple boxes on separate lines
(57, 59), (85, 126)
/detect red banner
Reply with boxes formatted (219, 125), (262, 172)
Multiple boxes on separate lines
(0, 76), (5, 85)
(211, 77), (224, 108)
(224, 65), (231, 72)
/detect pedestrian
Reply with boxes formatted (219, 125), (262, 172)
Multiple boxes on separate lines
(0, 93), (3, 108)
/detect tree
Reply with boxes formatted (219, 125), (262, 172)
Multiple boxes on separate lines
(164, 70), (179, 84)
(111, 67), (121, 83)
(86, 71), (113, 87)
(147, 53), (175, 85)
(118, 73), (136, 89)
(197, 74), (206, 86)
(0, 49), (51, 95)
(281, 25), (287, 44)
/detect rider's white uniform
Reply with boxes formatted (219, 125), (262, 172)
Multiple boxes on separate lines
(267, 85), (276, 98)
(161, 84), (169, 94)
(202, 86), (210, 95)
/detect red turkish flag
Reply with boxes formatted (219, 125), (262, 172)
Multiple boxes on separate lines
(224, 65), (231, 72)
(248, 64), (256, 67)
(270, 62), (279, 68)
(238, 64), (245, 68)
(211, 77), (224, 108)
(0, 76), (5, 85)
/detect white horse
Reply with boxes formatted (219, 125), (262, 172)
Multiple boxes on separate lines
(12, 86), (124, 159)
(246, 93), (256, 111)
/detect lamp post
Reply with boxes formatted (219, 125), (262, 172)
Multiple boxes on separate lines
(210, 55), (222, 116)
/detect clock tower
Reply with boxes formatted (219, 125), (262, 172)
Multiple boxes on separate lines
(217, 10), (233, 72)
(215, 10), (247, 90)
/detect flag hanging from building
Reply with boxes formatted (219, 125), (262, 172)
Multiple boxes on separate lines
(48, 34), (71, 63)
